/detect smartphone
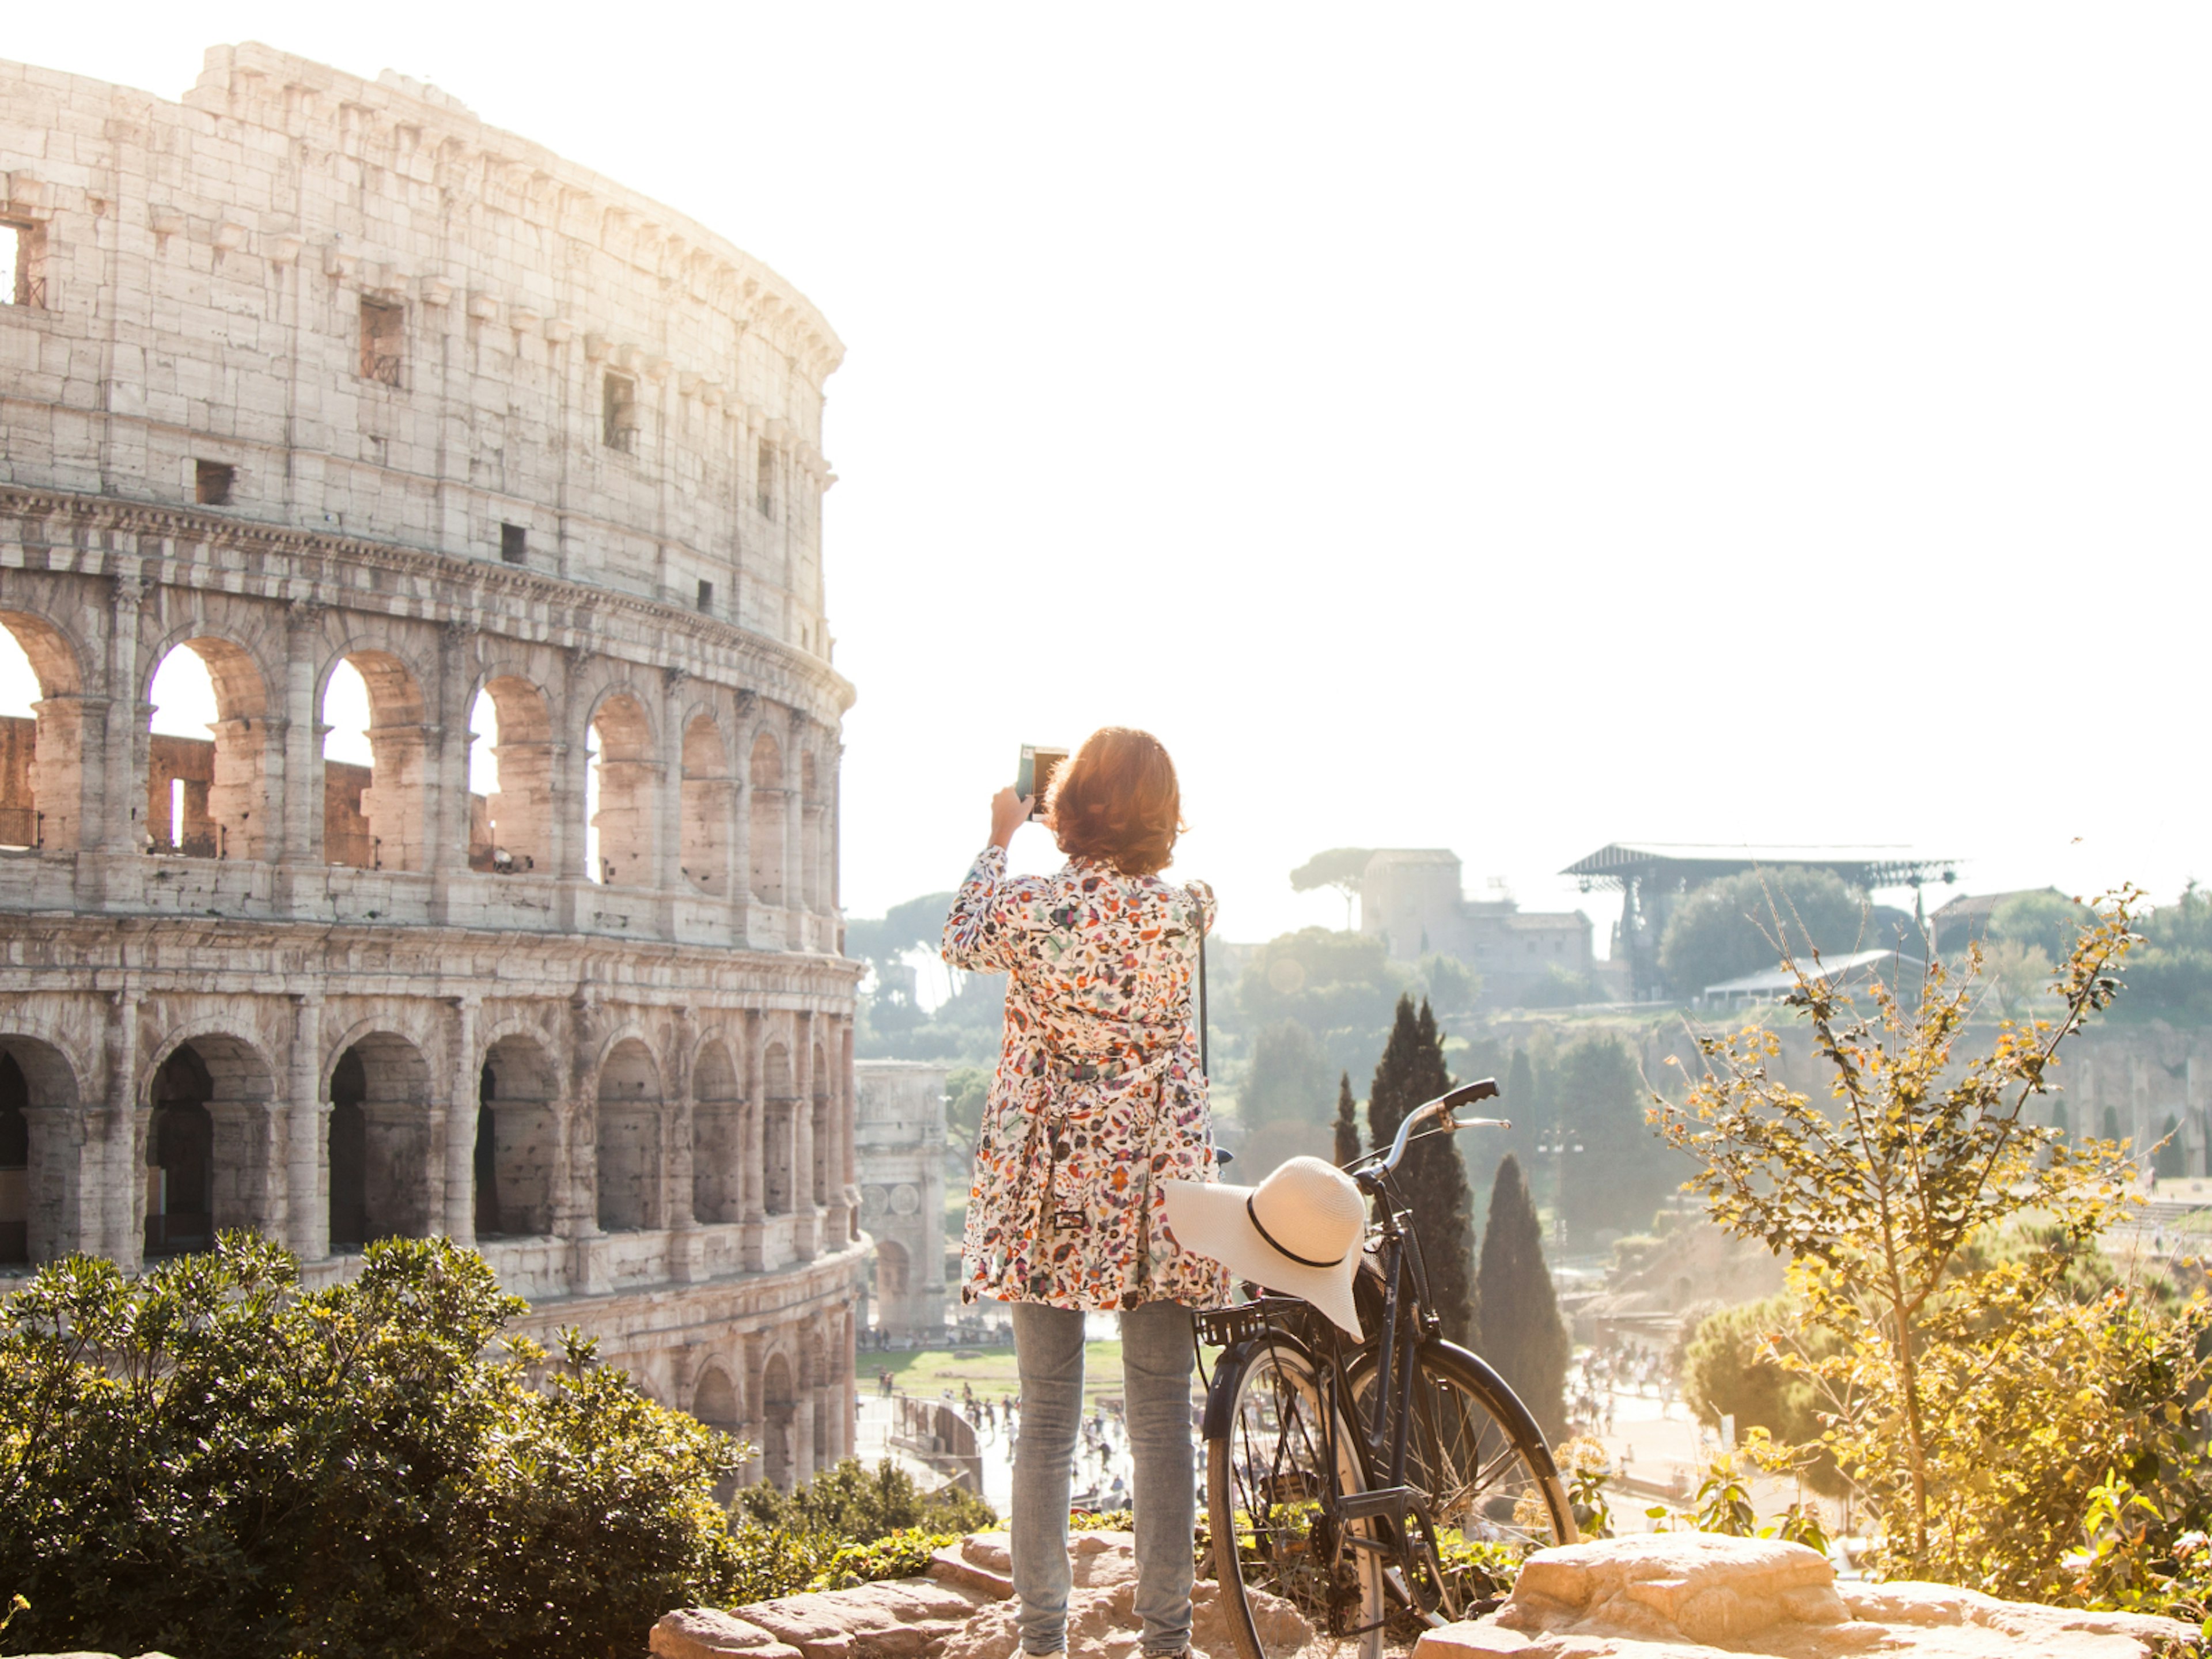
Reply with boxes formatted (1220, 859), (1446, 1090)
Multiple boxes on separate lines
(1016, 745), (1069, 821)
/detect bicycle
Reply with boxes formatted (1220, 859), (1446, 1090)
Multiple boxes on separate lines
(1198, 1078), (1576, 1659)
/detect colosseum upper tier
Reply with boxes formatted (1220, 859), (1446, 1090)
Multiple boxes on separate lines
(0, 43), (862, 1486)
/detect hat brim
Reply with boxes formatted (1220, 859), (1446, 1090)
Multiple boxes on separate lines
(1161, 1179), (1363, 1338)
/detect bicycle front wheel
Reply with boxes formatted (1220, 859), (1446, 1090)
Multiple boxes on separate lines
(1350, 1339), (1575, 1622)
(1206, 1335), (1384, 1659)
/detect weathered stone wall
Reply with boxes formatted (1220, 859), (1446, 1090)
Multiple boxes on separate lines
(855, 1059), (949, 1335)
(0, 42), (840, 651)
(0, 44), (863, 1486)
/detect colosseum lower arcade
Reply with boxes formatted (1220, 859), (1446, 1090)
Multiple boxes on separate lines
(0, 44), (863, 1486)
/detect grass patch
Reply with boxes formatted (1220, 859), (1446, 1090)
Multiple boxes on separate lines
(859, 1340), (1131, 1407)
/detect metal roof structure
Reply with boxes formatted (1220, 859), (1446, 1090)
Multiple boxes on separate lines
(1562, 842), (1959, 893)
(1698, 946), (1921, 1002)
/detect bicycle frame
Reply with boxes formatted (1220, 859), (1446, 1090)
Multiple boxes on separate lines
(1198, 1080), (1514, 1629)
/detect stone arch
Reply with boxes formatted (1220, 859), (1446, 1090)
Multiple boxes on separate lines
(322, 642), (433, 872)
(680, 713), (732, 897)
(594, 1034), (663, 1232)
(762, 1041), (795, 1217)
(588, 688), (657, 888)
(0, 607), (90, 853)
(325, 1029), (435, 1251)
(760, 1349), (796, 1489)
(469, 670), (554, 876)
(0, 1035), (81, 1267)
(691, 1035), (743, 1225)
(691, 1363), (740, 1432)
(143, 1031), (276, 1257)
(145, 631), (271, 862)
(875, 1236), (911, 1302)
(477, 1030), (561, 1238)
(749, 729), (784, 905)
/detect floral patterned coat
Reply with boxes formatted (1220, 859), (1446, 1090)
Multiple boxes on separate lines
(942, 845), (1229, 1313)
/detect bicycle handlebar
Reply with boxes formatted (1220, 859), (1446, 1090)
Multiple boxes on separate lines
(1365, 1078), (1507, 1176)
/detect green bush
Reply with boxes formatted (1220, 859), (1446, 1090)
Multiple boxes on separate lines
(0, 1233), (748, 1659)
(736, 1456), (996, 1540)
(808, 1528), (960, 1591)
(1680, 1296), (1847, 1497)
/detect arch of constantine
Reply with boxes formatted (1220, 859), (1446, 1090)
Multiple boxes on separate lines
(0, 43), (861, 1487)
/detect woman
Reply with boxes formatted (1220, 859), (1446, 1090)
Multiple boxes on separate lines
(941, 726), (1224, 1659)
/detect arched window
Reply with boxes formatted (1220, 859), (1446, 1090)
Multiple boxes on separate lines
(0, 617), (79, 852)
(588, 695), (656, 887)
(468, 676), (555, 876)
(326, 1032), (434, 1251)
(596, 1038), (662, 1232)
(680, 717), (732, 896)
(762, 1043), (794, 1216)
(149, 640), (268, 861)
(146, 1036), (275, 1256)
(692, 1366), (740, 1433)
(146, 1046), (216, 1256)
(323, 651), (429, 870)
(692, 1039), (742, 1225)
(478, 1035), (560, 1237)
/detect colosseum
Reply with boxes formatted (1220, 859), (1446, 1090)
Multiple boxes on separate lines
(0, 42), (862, 1487)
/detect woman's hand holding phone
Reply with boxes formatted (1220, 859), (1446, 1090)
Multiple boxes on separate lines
(990, 786), (1035, 851)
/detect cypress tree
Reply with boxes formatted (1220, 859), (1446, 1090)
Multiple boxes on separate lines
(1502, 1046), (1541, 1182)
(1366, 996), (1478, 1347)
(1332, 1071), (1361, 1167)
(1477, 1153), (1570, 1444)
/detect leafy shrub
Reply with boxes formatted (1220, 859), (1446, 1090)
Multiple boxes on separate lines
(1679, 1295), (1846, 1496)
(736, 1456), (996, 1540)
(722, 1522), (844, 1607)
(808, 1528), (959, 1591)
(0, 1234), (747, 1659)
(1660, 895), (2212, 1608)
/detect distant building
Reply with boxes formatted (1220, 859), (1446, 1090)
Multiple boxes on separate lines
(1358, 850), (1594, 1006)
(854, 1061), (949, 1336)
(1561, 842), (1957, 1001)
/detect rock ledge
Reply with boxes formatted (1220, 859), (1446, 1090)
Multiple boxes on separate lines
(1418, 1533), (2198, 1659)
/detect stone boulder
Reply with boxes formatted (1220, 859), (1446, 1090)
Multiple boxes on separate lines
(662, 1529), (1312, 1659)
(1415, 1533), (2199, 1659)
(654, 1571), (995, 1659)
(931, 1530), (1309, 1659)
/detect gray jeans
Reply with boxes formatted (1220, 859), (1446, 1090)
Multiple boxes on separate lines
(1009, 1299), (1196, 1657)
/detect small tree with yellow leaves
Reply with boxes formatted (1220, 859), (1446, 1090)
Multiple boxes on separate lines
(1656, 891), (2212, 1607)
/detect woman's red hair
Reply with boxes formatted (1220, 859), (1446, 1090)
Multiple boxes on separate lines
(1048, 728), (1183, 877)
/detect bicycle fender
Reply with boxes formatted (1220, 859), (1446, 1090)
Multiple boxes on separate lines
(1420, 1337), (1564, 1482)
(1200, 1331), (1319, 1441)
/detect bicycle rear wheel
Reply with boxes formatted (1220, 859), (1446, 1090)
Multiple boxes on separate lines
(1206, 1335), (1384, 1659)
(1350, 1339), (1575, 1624)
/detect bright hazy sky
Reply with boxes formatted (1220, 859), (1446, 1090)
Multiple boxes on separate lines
(9, 6), (2211, 949)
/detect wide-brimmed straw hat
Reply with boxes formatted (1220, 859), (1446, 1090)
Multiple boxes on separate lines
(1162, 1156), (1366, 1337)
